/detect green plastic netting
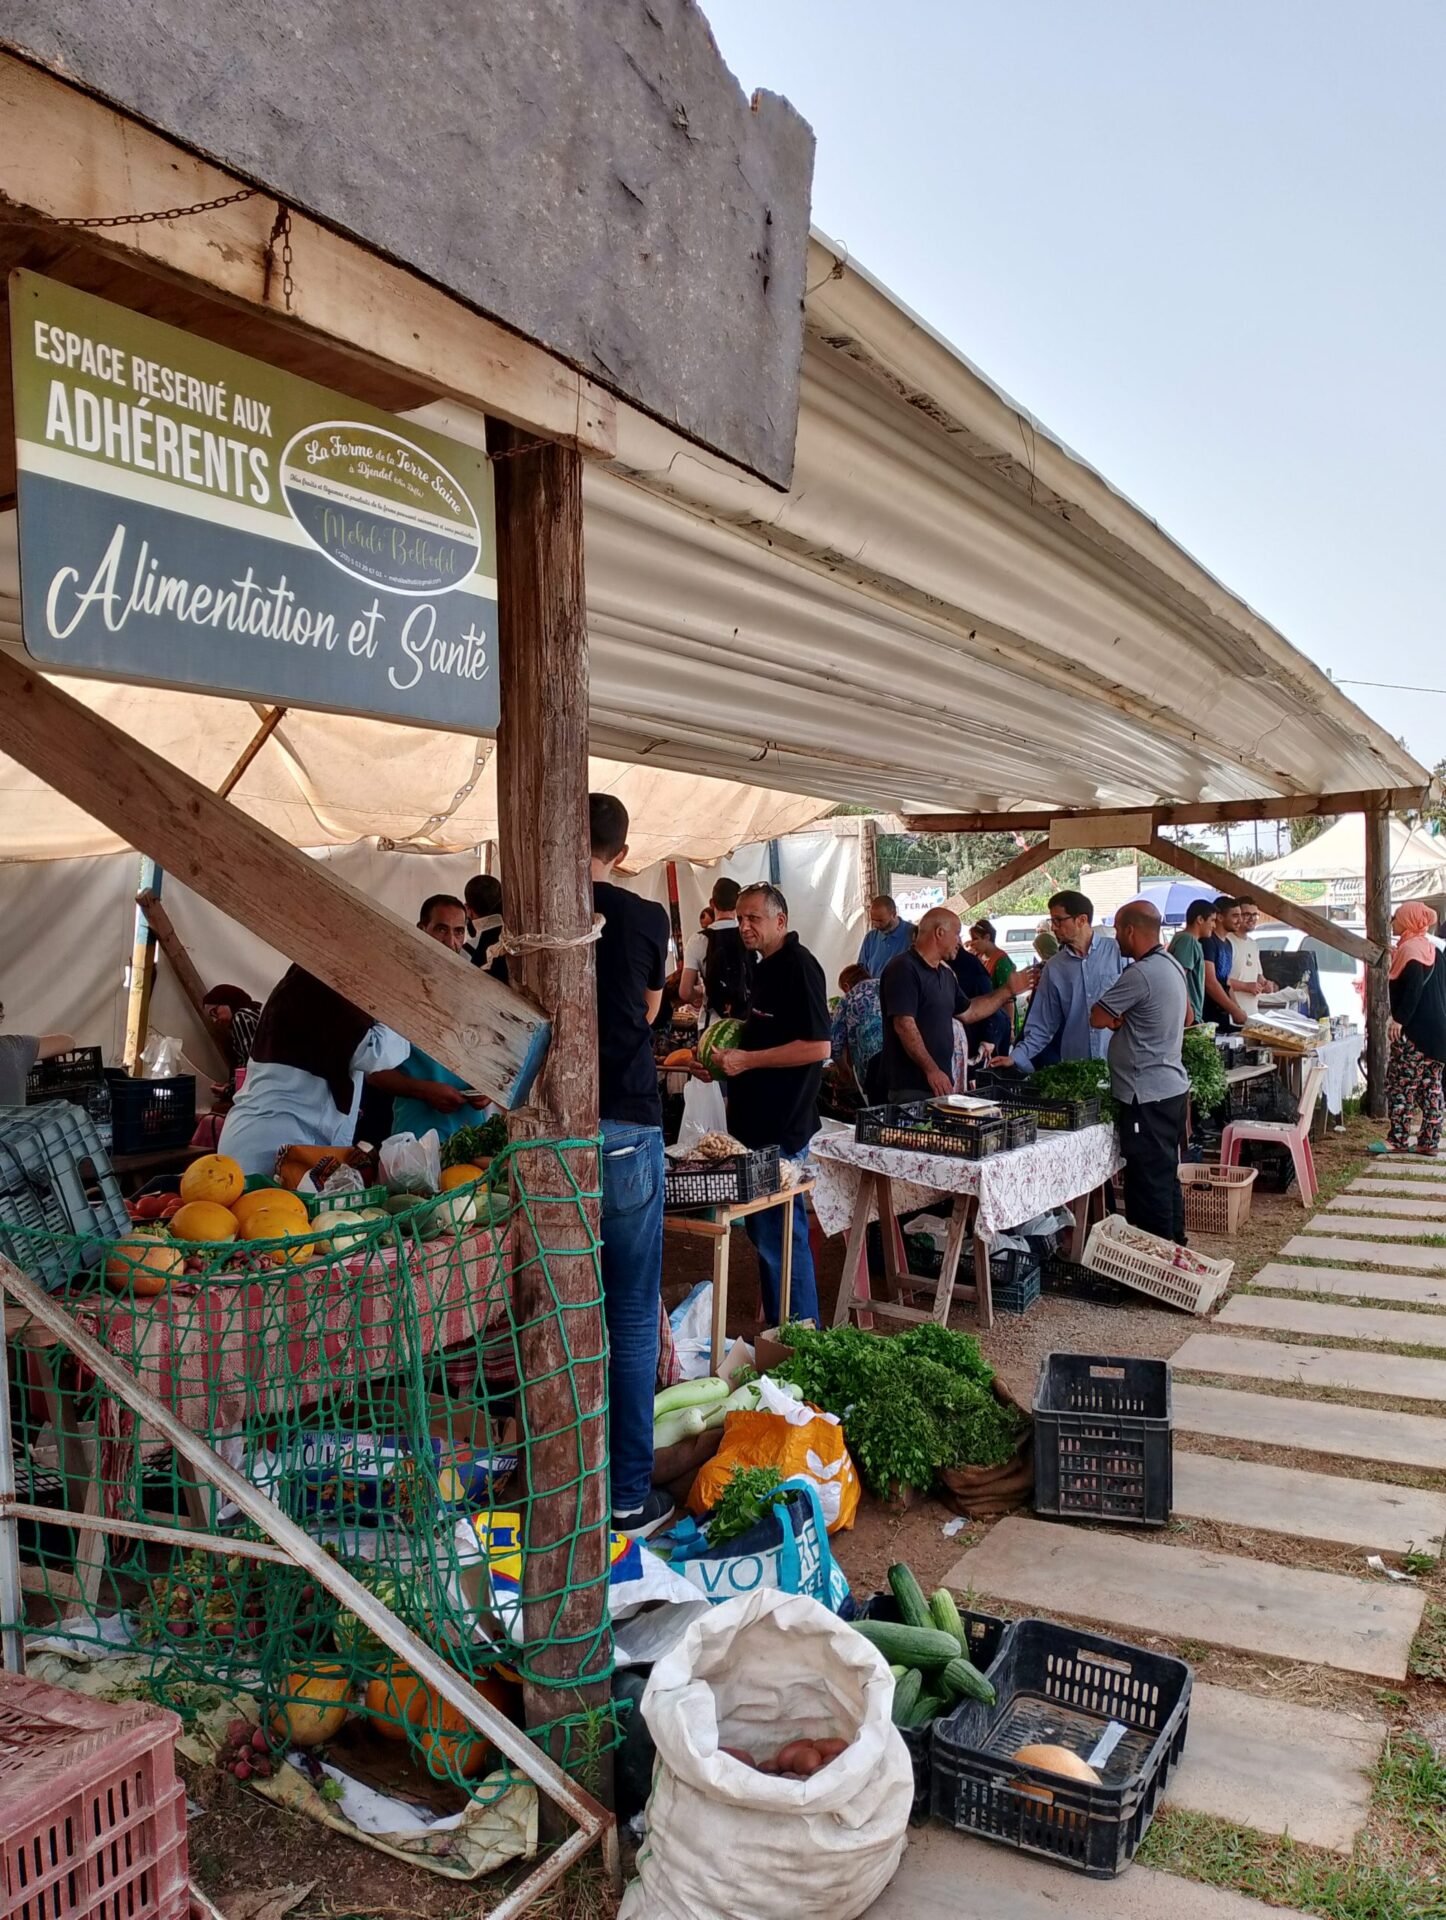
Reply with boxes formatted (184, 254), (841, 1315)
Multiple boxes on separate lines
(0, 1138), (616, 1804)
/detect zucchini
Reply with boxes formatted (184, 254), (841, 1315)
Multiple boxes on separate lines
(890, 1668), (923, 1726)
(653, 1377), (729, 1420)
(903, 1690), (945, 1730)
(852, 1620), (961, 1669)
(929, 1587), (970, 1653)
(652, 1406), (707, 1450)
(888, 1563), (933, 1632)
(939, 1656), (996, 1706)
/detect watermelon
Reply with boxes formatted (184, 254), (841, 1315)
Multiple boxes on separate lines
(697, 1018), (745, 1079)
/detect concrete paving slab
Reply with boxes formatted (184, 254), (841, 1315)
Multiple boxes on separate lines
(1174, 1381), (1446, 1469)
(944, 1517), (1423, 1678)
(1218, 1293), (1446, 1351)
(1172, 1331), (1446, 1403)
(1173, 1449), (1446, 1554)
(1251, 1261), (1446, 1307)
(1369, 1154), (1446, 1173)
(1167, 1683), (1384, 1853)
(867, 1828), (1293, 1917)
(1299, 1213), (1446, 1240)
(1351, 1177), (1446, 1197)
(1283, 1235), (1446, 1273)
(1328, 1193), (1446, 1218)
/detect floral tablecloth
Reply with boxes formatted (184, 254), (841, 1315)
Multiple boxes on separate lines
(807, 1121), (1123, 1240)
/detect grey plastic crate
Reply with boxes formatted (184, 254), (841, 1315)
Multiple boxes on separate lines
(0, 1103), (128, 1290)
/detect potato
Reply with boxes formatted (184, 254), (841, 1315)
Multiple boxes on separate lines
(814, 1738), (850, 1764)
(719, 1746), (756, 1768)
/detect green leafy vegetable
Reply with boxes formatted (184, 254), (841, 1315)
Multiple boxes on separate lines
(1027, 1058), (1115, 1119)
(706, 1466), (788, 1547)
(1181, 1025), (1227, 1113)
(767, 1323), (1021, 1496)
(441, 1116), (509, 1169)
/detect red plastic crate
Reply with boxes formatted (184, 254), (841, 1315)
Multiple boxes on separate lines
(0, 1674), (189, 1920)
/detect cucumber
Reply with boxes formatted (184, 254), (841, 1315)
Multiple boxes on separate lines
(939, 1656), (996, 1706)
(929, 1587), (970, 1653)
(653, 1377), (728, 1420)
(890, 1668), (923, 1726)
(903, 1690), (945, 1730)
(852, 1620), (962, 1669)
(888, 1665), (908, 1681)
(888, 1562), (933, 1632)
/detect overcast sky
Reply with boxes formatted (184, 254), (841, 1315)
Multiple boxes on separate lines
(705, 0), (1444, 771)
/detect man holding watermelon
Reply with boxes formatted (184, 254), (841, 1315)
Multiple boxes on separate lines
(710, 882), (831, 1326)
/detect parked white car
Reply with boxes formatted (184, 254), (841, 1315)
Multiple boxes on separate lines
(1253, 922), (1364, 1023)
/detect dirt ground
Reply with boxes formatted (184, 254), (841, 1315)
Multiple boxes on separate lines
(182, 1108), (1446, 1916)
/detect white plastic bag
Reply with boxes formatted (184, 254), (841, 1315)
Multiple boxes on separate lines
(380, 1129), (441, 1194)
(620, 1589), (913, 1920)
(667, 1281), (715, 1380)
(677, 1076), (728, 1152)
(139, 1034), (184, 1078)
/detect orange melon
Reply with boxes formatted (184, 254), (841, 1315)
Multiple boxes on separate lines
(270, 1663), (352, 1747)
(104, 1234), (184, 1296)
(362, 1665), (428, 1742)
(232, 1186), (309, 1234)
(179, 1153), (245, 1209)
(168, 1200), (239, 1243)
(439, 1164), (485, 1192)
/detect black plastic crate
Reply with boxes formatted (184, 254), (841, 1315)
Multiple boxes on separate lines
(859, 1591), (1008, 1822)
(931, 1617), (1192, 1876)
(856, 1102), (1005, 1161)
(992, 1266), (1041, 1316)
(977, 1078), (1102, 1132)
(1040, 1253), (1128, 1305)
(664, 1145), (780, 1209)
(105, 1072), (197, 1153)
(1003, 1111), (1038, 1150)
(23, 1046), (104, 1100)
(1033, 1354), (1172, 1527)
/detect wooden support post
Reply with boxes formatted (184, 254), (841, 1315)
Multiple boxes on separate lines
(859, 817), (880, 910)
(0, 651), (548, 1107)
(664, 861), (685, 960)
(954, 839), (1055, 912)
(134, 891), (230, 1082)
(1142, 836), (1382, 965)
(489, 418), (611, 1799)
(1364, 804), (1392, 1120)
(122, 858), (160, 1072)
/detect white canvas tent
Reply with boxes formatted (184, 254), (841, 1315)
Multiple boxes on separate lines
(1243, 814), (1446, 907)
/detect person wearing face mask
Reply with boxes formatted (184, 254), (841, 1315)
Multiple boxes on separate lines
(366, 895), (490, 1144)
(995, 891), (1123, 1073)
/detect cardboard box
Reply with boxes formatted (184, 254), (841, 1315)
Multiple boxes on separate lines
(754, 1320), (815, 1372)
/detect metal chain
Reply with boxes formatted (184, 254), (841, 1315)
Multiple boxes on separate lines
(52, 187), (259, 230)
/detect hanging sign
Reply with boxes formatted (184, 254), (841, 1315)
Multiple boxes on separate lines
(8, 271), (499, 730)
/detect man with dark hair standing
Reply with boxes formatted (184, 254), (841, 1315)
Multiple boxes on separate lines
(712, 883), (830, 1326)
(1092, 900), (1191, 1242)
(464, 874), (508, 983)
(1168, 898), (1216, 1024)
(858, 895), (914, 978)
(999, 890), (1122, 1072)
(368, 895), (488, 1144)
(1202, 897), (1252, 1030)
(589, 793), (673, 1537)
(678, 875), (749, 1024)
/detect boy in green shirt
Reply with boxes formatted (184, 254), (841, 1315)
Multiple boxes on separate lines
(1168, 899), (1216, 1022)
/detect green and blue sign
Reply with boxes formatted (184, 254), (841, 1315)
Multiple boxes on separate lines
(8, 271), (498, 729)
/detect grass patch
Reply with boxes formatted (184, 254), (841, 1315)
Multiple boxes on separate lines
(1410, 1602), (1446, 1683)
(1137, 1807), (1442, 1918)
(1376, 1732), (1446, 1843)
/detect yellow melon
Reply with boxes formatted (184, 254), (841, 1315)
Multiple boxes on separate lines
(168, 1200), (239, 1243)
(179, 1153), (245, 1209)
(439, 1163), (485, 1192)
(232, 1187), (309, 1233)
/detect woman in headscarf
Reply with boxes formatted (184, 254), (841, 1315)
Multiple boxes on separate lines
(218, 967), (408, 1175)
(1373, 902), (1446, 1157)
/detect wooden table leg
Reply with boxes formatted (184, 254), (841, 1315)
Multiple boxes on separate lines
(835, 1179), (875, 1329)
(972, 1224), (994, 1330)
(778, 1194), (795, 1328)
(709, 1228), (731, 1374)
(931, 1194), (973, 1325)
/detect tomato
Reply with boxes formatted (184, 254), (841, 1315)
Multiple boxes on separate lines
(159, 1195), (184, 1220)
(134, 1193), (170, 1221)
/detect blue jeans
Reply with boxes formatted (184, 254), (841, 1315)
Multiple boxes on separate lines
(744, 1188), (819, 1328)
(599, 1120), (665, 1513)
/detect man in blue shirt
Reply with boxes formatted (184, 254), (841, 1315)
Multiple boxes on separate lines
(998, 889), (1123, 1073)
(858, 895), (914, 977)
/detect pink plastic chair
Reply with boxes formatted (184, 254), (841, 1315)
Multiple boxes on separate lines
(1221, 1064), (1325, 1209)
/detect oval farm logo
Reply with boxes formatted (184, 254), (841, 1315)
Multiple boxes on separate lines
(279, 421), (481, 596)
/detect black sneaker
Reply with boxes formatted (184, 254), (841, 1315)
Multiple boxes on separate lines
(612, 1490), (675, 1540)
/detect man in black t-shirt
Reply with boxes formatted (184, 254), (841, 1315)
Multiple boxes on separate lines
(712, 883), (831, 1326)
(877, 907), (1022, 1099)
(590, 794), (672, 1537)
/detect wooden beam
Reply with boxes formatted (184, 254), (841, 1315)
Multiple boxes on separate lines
(952, 839), (1055, 912)
(0, 57), (616, 459)
(217, 706), (286, 801)
(1141, 836), (1383, 964)
(1364, 805), (1391, 1120)
(135, 889), (230, 1081)
(122, 857), (160, 1072)
(489, 417), (610, 1792)
(908, 787), (1431, 836)
(0, 651), (549, 1107)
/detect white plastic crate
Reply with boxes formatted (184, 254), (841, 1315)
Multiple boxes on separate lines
(1083, 1214), (1232, 1316)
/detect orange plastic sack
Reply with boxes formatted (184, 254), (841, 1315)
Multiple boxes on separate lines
(689, 1397), (861, 1534)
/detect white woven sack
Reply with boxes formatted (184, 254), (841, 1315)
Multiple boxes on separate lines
(620, 1587), (913, 1920)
